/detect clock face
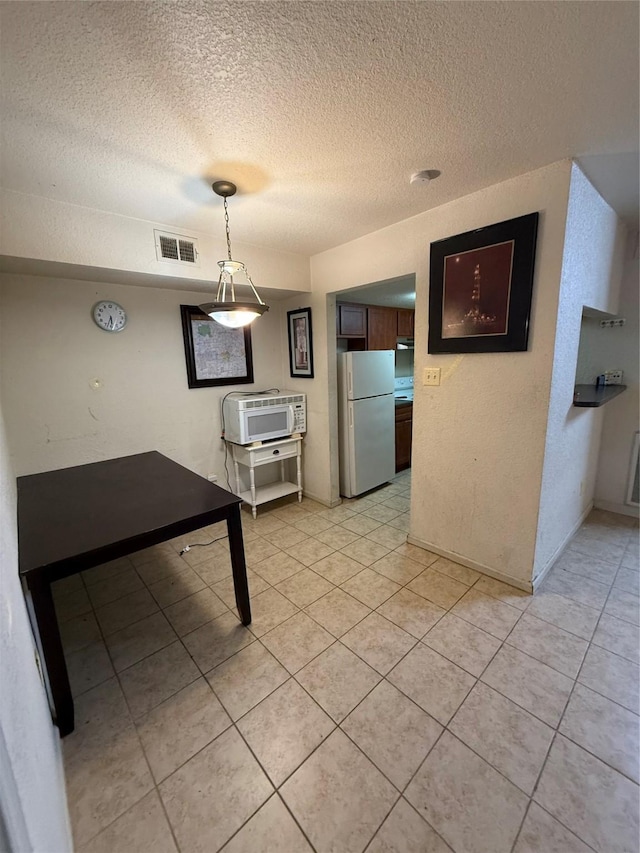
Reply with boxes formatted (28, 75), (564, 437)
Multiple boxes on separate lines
(92, 301), (127, 332)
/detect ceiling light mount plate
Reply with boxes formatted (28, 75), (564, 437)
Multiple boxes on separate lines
(410, 169), (441, 185)
(212, 180), (237, 198)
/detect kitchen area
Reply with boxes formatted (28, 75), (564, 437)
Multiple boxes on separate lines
(335, 276), (415, 496)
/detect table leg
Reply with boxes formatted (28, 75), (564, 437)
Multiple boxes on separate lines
(28, 578), (74, 736)
(226, 505), (252, 625)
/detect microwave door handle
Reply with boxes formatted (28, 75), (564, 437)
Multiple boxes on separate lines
(287, 407), (295, 435)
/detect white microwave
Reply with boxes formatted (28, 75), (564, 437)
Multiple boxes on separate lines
(222, 391), (306, 445)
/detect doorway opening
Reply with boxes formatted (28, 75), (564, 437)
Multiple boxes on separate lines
(330, 274), (415, 516)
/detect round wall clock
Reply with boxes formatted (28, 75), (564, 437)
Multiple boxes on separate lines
(92, 301), (127, 333)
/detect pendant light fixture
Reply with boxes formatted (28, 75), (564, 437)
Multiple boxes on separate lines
(199, 180), (269, 328)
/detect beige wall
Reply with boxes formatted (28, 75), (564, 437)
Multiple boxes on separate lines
(278, 291), (340, 506)
(310, 161), (575, 587)
(0, 188), (310, 294)
(0, 274), (291, 481)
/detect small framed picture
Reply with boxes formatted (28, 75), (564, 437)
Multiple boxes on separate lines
(428, 212), (539, 354)
(287, 307), (314, 378)
(180, 305), (254, 388)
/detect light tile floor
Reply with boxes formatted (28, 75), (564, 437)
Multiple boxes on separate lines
(53, 473), (640, 853)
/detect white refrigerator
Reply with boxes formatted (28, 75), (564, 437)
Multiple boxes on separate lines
(338, 350), (396, 498)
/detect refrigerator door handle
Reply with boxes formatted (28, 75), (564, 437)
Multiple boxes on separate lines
(349, 406), (353, 429)
(348, 370), (353, 397)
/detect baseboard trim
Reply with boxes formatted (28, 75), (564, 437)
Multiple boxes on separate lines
(531, 501), (594, 592)
(303, 490), (342, 508)
(594, 499), (640, 519)
(406, 535), (532, 593)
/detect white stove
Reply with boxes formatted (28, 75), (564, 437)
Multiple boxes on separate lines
(394, 376), (414, 402)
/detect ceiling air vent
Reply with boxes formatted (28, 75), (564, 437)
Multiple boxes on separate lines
(154, 230), (200, 267)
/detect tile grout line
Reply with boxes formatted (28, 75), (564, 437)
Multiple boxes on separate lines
(59, 505), (410, 652)
(518, 541), (634, 852)
(291, 519), (639, 807)
(574, 542), (636, 699)
(384, 528), (636, 850)
(218, 690), (334, 853)
(508, 796), (600, 853)
(55, 484), (416, 849)
(495, 567), (640, 762)
(67, 524), (635, 719)
(550, 711), (640, 785)
(217, 714), (320, 853)
(71, 524), (503, 735)
(199, 504), (412, 853)
(363, 791), (452, 853)
(59, 497), (636, 852)
(130, 615), (307, 852)
(524, 730), (600, 853)
(70, 521), (417, 706)
(70, 592), (183, 853)
(508, 800), (536, 853)
(208, 604), (434, 850)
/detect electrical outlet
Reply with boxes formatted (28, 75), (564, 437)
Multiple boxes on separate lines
(604, 370), (623, 385)
(423, 367), (441, 386)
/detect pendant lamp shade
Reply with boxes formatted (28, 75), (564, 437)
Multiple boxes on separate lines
(199, 182), (269, 328)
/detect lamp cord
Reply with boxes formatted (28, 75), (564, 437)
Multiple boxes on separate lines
(223, 196), (233, 261)
(179, 534), (227, 556)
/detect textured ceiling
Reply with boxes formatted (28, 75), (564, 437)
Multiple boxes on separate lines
(1, 1), (638, 257)
(339, 276), (416, 309)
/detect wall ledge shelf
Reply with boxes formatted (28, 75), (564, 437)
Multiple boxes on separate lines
(573, 384), (627, 407)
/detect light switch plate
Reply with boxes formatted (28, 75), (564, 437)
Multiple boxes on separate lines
(423, 367), (441, 386)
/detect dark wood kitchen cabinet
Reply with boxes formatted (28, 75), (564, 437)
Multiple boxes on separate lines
(368, 306), (398, 350)
(337, 302), (415, 349)
(395, 403), (413, 472)
(397, 309), (414, 337)
(337, 303), (367, 338)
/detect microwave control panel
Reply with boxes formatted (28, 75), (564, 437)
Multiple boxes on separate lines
(292, 402), (305, 433)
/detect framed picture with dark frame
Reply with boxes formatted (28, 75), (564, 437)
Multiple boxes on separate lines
(287, 307), (314, 378)
(428, 212), (539, 354)
(180, 304), (254, 388)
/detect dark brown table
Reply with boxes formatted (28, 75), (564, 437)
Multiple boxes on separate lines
(17, 451), (251, 737)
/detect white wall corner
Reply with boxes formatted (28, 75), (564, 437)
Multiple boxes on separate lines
(0, 395), (72, 851)
(406, 535), (533, 593)
(594, 229), (640, 511)
(531, 500), (594, 591)
(534, 164), (627, 578)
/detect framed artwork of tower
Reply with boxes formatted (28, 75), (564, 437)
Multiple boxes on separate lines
(428, 212), (539, 354)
